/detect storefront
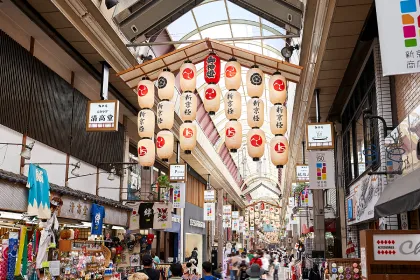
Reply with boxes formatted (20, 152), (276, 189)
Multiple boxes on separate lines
(163, 215), (181, 263)
(183, 202), (207, 273)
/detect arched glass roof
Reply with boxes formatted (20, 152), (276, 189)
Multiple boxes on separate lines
(166, 0), (300, 200)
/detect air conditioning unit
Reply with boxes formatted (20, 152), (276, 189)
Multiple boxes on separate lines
(113, 0), (205, 42)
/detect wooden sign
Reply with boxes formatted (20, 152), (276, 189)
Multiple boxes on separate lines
(86, 100), (119, 132)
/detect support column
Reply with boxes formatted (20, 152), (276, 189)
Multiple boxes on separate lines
(217, 189), (224, 269)
(313, 189), (325, 255)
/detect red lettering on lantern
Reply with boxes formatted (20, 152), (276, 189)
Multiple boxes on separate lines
(273, 79), (285, 91)
(183, 128), (194, 138)
(225, 66), (237, 78)
(137, 84), (148, 96)
(156, 136), (165, 148)
(182, 68), (194, 80)
(226, 127), (236, 138)
(205, 88), (217, 100)
(138, 146), (148, 156)
(274, 142), (286, 153)
(250, 135), (263, 147)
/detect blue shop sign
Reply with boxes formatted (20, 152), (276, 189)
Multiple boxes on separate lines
(348, 199), (353, 220)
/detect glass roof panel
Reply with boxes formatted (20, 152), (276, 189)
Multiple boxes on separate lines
(166, 12), (195, 41)
(200, 25), (232, 39)
(261, 18), (286, 34)
(231, 24), (261, 38)
(193, 1), (228, 27)
(226, 1), (259, 22)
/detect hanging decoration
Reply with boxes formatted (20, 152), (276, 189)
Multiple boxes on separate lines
(204, 53), (221, 84)
(180, 122), (197, 154)
(180, 60), (197, 92)
(157, 100), (174, 130)
(157, 68), (175, 101)
(268, 72), (287, 104)
(224, 90), (241, 120)
(246, 66), (264, 98)
(203, 83), (221, 115)
(225, 121), (242, 152)
(270, 135), (289, 168)
(224, 58), (241, 90)
(180, 91), (197, 122)
(156, 130), (174, 162)
(137, 109), (155, 138)
(138, 138), (155, 169)
(247, 98), (264, 128)
(270, 104), (287, 136)
(137, 77), (154, 109)
(247, 128), (265, 161)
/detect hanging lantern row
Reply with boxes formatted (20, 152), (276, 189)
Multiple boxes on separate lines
(203, 83), (221, 115)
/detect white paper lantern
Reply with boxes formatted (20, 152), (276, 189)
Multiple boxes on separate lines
(157, 100), (174, 130)
(180, 122), (197, 154)
(137, 109), (155, 138)
(247, 128), (265, 161)
(224, 58), (242, 90)
(180, 91), (197, 122)
(270, 104), (287, 135)
(225, 120), (242, 152)
(269, 71), (287, 105)
(246, 66), (264, 98)
(203, 83), (221, 115)
(157, 68), (175, 100)
(138, 138), (155, 169)
(224, 90), (241, 120)
(137, 77), (155, 109)
(247, 98), (264, 128)
(270, 135), (289, 168)
(156, 130), (174, 162)
(180, 61), (197, 92)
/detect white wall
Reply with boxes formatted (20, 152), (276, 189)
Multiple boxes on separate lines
(98, 170), (120, 201)
(67, 156), (97, 195)
(0, 124), (24, 174)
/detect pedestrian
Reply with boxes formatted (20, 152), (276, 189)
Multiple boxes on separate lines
(152, 252), (161, 268)
(239, 259), (249, 280)
(246, 264), (263, 280)
(250, 251), (262, 267)
(230, 252), (242, 280)
(142, 254), (162, 280)
(190, 247), (199, 267)
(170, 263), (184, 280)
(201, 261), (219, 280)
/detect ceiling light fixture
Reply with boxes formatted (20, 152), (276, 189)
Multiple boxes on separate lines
(107, 167), (116, 181)
(105, 0), (119, 10)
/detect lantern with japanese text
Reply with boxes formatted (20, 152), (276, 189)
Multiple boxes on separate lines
(137, 77), (154, 109)
(180, 60), (197, 92)
(157, 100), (174, 130)
(180, 91), (197, 122)
(138, 138), (155, 169)
(246, 66), (264, 98)
(270, 104), (287, 135)
(247, 128), (265, 161)
(224, 90), (241, 120)
(270, 135), (289, 168)
(224, 58), (242, 90)
(203, 83), (221, 115)
(180, 122), (197, 154)
(225, 120), (242, 152)
(157, 68), (175, 101)
(156, 130), (174, 162)
(247, 98), (264, 128)
(204, 53), (221, 84)
(137, 109), (155, 138)
(269, 72), (287, 105)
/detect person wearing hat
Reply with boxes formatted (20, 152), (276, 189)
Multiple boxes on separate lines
(246, 264), (264, 280)
(142, 254), (162, 280)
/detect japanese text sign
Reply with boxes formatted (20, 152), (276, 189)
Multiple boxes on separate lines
(296, 165), (309, 182)
(306, 122), (334, 150)
(308, 150), (335, 189)
(169, 164), (187, 182)
(86, 100), (119, 132)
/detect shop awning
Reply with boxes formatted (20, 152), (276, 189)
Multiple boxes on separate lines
(0, 169), (131, 211)
(374, 169), (420, 218)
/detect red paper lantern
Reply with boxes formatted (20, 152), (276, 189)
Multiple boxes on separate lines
(204, 53), (221, 84)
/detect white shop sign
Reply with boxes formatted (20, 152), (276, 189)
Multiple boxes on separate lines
(306, 123), (334, 150)
(189, 218), (205, 229)
(86, 100), (119, 132)
(204, 190), (215, 201)
(169, 164), (187, 182)
(373, 234), (420, 261)
(296, 165), (309, 182)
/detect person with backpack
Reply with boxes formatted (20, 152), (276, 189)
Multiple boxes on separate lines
(239, 259), (249, 280)
(246, 264), (263, 280)
(201, 261), (218, 280)
(190, 247), (199, 267)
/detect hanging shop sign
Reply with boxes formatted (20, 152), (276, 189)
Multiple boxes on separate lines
(288, 197), (295, 207)
(308, 150), (335, 189)
(172, 183), (186, 209)
(373, 234), (420, 261)
(375, 0), (420, 76)
(204, 190), (216, 202)
(223, 205), (232, 228)
(223, 205), (232, 216)
(204, 202), (215, 221)
(204, 53), (221, 84)
(306, 122), (334, 150)
(232, 219), (240, 231)
(296, 165), (309, 182)
(189, 218), (205, 229)
(347, 174), (383, 225)
(348, 199), (354, 220)
(86, 100), (119, 132)
(232, 211), (239, 219)
(169, 164), (187, 182)
(400, 212), (409, 230)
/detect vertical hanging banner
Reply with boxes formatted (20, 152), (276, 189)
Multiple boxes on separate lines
(172, 183), (186, 208)
(27, 164), (51, 219)
(223, 205), (232, 228)
(204, 202), (215, 221)
(232, 219), (240, 231)
(308, 150), (335, 189)
(232, 211), (239, 219)
(239, 216), (244, 233)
